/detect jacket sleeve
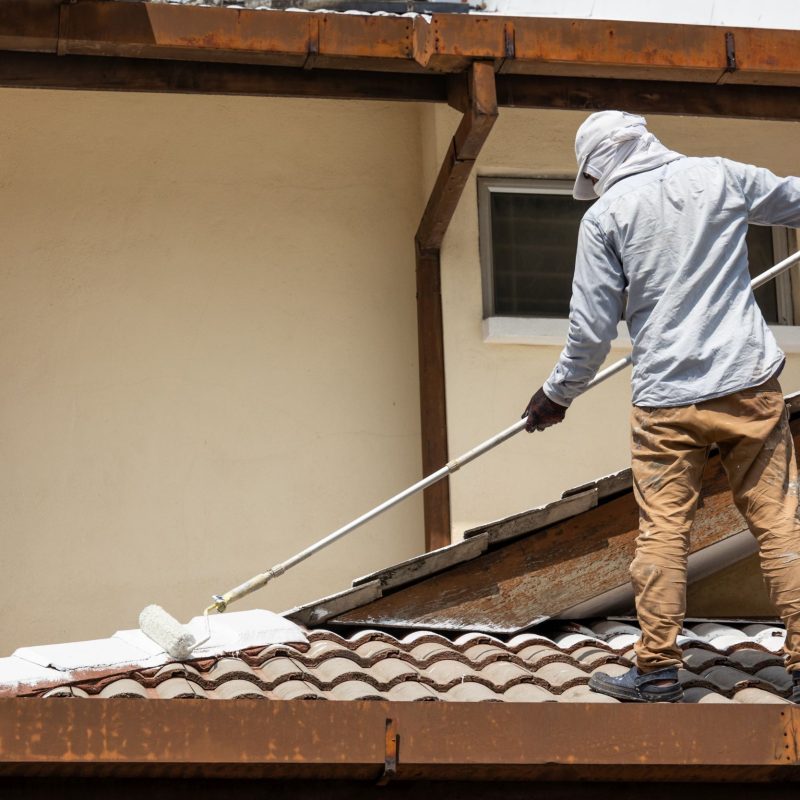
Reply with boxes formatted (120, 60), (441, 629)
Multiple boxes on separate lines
(543, 216), (626, 407)
(727, 159), (800, 228)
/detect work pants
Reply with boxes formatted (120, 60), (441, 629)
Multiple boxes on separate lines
(630, 376), (800, 673)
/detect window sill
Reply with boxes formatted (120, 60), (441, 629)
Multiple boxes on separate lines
(482, 316), (800, 354)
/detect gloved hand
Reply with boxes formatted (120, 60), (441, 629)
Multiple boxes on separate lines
(521, 387), (567, 433)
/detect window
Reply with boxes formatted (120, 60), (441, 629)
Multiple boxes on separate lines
(478, 177), (797, 338)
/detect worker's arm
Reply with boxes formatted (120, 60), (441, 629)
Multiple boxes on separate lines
(539, 217), (626, 409)
(728, 160), (800, 228)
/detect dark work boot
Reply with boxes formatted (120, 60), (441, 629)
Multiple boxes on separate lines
(589, 665), (683, 703)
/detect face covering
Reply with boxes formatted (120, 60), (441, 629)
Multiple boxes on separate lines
(584, 123), (684, 197)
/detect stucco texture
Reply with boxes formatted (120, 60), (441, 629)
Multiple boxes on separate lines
(433, 106), (800, 539)
(0, 90), (425, 653)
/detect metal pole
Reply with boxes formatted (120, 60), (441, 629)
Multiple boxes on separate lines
(210, 247), (800, 611)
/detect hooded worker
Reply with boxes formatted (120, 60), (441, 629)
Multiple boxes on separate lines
(521, 110), (800, 703)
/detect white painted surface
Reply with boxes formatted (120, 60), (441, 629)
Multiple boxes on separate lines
(481, 0), (800, 30)
(0, 608), (309, 690)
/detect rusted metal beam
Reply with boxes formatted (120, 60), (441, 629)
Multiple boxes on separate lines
(415, 61), (497, 553)
(0, 51), (448, 103)
(495, 74), (800, 122)
(0, 699), (798, 781)
(4, 3), (800, 87)
(335, 418), (800, 631)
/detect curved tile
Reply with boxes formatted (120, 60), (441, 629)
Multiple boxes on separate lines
(533, 662), (589, 690)
(754, 665), (792, 693)
(682, 647), (727, 672)
(256, 656), (309, 685)
(728, 648), (783, 672)
(213, 680), (268, 700)
(267, 680), (323, 701)
(441, 682), (503, 702)
(385, 681), (439, 702)
(515, 644), (574, 668)
(98, 679), (149, 699)
(422, 659), (481, 687)
(682, 687), (735, 704)
(699, 665), (762, 694)
(325, 681), (387, 701)
(500, 683), (558, 703)
(156, 678), (207, 699)
(732, 687), (792, 704)
(42, 685), (90, 698)
(559, 684), (619, 703)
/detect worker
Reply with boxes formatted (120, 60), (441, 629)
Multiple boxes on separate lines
(522, 110), (800, 703)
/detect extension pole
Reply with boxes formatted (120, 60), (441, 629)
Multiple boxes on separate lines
(208, 247), (800, 612)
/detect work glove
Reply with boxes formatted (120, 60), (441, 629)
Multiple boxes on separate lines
(521, 387), (567, 433)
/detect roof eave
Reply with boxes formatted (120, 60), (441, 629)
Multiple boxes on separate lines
(3, 1), (800, 86)
(1, 697), (798, 781)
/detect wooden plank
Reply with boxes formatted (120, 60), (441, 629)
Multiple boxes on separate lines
(352, 533), (489, 591)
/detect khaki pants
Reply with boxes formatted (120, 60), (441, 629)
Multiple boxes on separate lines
(630, 376), (800, 673)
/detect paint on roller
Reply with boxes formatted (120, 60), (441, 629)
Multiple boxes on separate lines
(138, 605), (197, 661)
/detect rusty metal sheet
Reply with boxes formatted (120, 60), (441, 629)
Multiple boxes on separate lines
(0, 0), (59, 54)
(464, 488), (598, 546)
(318, 13), (413, 62)
(508, 17), (729, 82)
(352, 533), (489, 592)
(63, 1), (313, 66)
(286, 580), (382, 627)
(494, 73), (800, 122)
(416, 15), (507, 72)
(0, 699), (798, 781)
(333, 442), (765, 632)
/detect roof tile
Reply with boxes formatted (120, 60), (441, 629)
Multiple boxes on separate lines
(3, 614), (794, 705)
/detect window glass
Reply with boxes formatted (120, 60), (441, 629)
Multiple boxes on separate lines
(489, 191), (582, 318)
(484, 182), (784, 324)
(746, 225), (779, 324)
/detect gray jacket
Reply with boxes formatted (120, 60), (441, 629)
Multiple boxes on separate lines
(544, 157), (800, 408)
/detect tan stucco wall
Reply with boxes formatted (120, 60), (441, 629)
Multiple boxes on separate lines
(432, 105), (800, 539)
(0, 90), (426, 654)
(3, 88), (798, 654)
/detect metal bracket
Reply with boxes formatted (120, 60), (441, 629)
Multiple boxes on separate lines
(57, 2), (75, 57)
(304, 16), (320, 70)
(376, 717), (398, 786)
(725, 32), (737, 72)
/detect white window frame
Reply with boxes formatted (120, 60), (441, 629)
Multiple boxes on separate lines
(478, 176), (800, 353)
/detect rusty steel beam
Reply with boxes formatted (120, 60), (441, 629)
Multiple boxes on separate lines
(335, 417), (800, 631)
(2, 50), (800, 123)
(0, 699), (799, 781)
(415, 61), (498, 553)
(3, 3), (800, 88)
(495, 74), (800, 122)
(0, 50), (447, 103)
